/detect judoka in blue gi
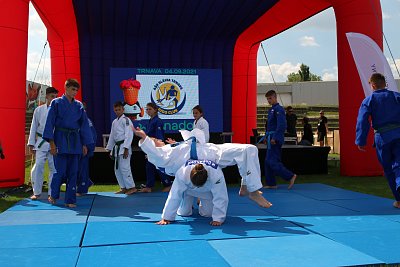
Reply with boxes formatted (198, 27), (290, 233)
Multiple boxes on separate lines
(356, 73), (400, 208)
(141, 102), (172, 193)
(76, 104), (97, 196)
(263, 90), (297, 189)
(43, 79), (93, 208)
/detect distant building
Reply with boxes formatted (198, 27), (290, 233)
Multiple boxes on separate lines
(257, 79), (400, 106)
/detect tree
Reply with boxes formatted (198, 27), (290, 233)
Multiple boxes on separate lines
(286, 63), (322, 82)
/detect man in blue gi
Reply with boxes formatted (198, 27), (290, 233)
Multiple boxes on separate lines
(263, 90), (297, 189)
(141, 102), (172, 193)
(356, 72), (400, 208)
(43, 78), (93, 208)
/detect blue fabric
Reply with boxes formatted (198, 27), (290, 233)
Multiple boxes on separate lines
(43, 95), (92, 154)
(356, 89), (400, 146)
(264, 142), (294, 186)
(72, 0), (279, 138)
(77, 155), (94, 194)
(356, 88), (400, 200)
(188, 136), (198, 160)
(266, 103), (286, 145)
(145, 115), (164, 140)
(375, 139), (400, 200)
(145, 160), (172, 188)
(51, 154), (80, 204)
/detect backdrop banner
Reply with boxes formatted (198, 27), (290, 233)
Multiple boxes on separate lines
(346, 32), (398, 97)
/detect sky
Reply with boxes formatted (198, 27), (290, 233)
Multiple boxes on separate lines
(26, 0), (400, 85)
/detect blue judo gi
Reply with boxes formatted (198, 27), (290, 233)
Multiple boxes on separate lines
(264, 103), (294, 186)
(43, 95), (92, 204)
(356, 88), (400, 199)
(145, 115), (172, 188)
(77, 117), (97, 194)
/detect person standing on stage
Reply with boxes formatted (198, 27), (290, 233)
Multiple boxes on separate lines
(356, 72), (400, 208)
(263, 90), (297, 189)
(43, 79), (92, 208)
(285, 106), (297, 137)
(106, 101), (137, 195)
(27, 86), (58, 200)
(141, 102), (172, 193)
(317, 110), (329, 146)
(192, 105), (210, 143)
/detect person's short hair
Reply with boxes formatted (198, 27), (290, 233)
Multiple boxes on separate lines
(192, 105), (203, 114)
(65, 78), (80, 89)
(265, 90), (276, 97)
(113, 101), (124, 108)
(319, 110), (324, 114)
(303, 116), (309, 124)
(286, 106), (293, 112)
(146, 102), (158, 111)
(190, 164), (208, 187)
(46, 87), (58, 95)
(369, 73), (386, 87)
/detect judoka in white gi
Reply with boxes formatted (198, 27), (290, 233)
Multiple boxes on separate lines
(106, 101), (137, 195)
(134, 128), (272, 209)
(27, 87), (58, 200)
(159, 160), (229, 226)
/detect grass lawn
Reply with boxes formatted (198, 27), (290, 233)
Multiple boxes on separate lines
(0, 161), (391, 213)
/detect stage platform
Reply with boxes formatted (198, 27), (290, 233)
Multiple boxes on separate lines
(1, 183), (400, 266)
(90, 144), (331, 184)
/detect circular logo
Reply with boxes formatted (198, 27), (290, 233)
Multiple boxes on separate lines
(150, 79), (186, 115)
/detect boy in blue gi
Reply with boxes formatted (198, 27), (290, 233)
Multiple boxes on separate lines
(356, 73), (400, 208)
(263, 90), (297, 189)
(43, 78), (93, 208)
(141, 102), (172, 193)
(77, 103), (97, 196)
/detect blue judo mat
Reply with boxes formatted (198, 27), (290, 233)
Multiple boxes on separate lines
(1, 183), (400, 266)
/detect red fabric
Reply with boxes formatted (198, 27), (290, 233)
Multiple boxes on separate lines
(0, 0), (29, 187)
(31, 0), (81, 99)
(232, 0), (382, 176)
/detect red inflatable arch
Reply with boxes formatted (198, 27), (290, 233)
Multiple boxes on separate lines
(0, 0), (382, 187)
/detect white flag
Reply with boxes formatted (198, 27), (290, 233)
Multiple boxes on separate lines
(346, 32), (398, 97)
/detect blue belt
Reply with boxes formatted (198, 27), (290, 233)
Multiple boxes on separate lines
(170, 136), (198, 159)
(257, 131), (276, 149)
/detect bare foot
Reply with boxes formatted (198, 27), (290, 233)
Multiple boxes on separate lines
(64, 203), (77, 208)
(140, 187), (152, 193)
(125, 187), (138, 195)
(249, 191), (272, 208)
(30, 195), (40, 200)
(115, 188), (127, 194)
(161, 186), (171, 192)
(263, 185), (278, 189)
(288, 174), (297, 189)
(239, 185), (249, 196)
(393, 201), (400, 208)
(48, 196), (56, 205)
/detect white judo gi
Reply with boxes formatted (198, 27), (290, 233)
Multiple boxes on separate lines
(162, 160), (228, 223)
(138, 129), (263, 193)
(27, 104), (56, 196)
(193, 117), (210, 143)
(106, 114), (135, 189)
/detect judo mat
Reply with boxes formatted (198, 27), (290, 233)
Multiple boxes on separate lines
(1, 183), (400, 266)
